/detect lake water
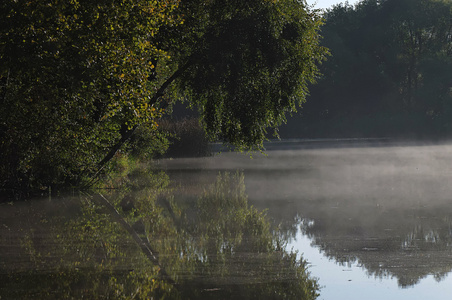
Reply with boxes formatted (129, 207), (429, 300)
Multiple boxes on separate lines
(158, 139), (452, 299)
(2, 139), (452, 299)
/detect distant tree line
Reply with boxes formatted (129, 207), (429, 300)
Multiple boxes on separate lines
(281, 0), (452, 139)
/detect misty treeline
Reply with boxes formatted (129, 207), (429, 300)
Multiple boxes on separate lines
(282, 0), (452, 138)
(0, 0), (327, 196)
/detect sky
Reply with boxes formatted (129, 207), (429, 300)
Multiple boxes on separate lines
(306, 0), (360, 10)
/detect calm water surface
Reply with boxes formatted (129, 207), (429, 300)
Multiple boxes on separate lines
(159, 140), (452, 299)
(2, 140), (452, 299)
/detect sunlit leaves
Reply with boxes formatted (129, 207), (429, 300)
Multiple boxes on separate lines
(0, 0), (181, 189)
(1, 0), (328, 191)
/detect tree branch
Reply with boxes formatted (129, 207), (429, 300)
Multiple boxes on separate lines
(148, 59), (193, 106)
(88, 59), (194, 184)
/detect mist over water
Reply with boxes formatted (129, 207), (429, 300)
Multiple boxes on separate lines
(250, 143), (452, 205)
(158, 140), (452, 299)
(3, 140), (452, 299)
(163, 140), (452, 209)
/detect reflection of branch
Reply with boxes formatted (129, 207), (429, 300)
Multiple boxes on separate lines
(87, 192), (179, 288)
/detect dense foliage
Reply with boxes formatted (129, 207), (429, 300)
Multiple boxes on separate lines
(0, 0), (181, 192)
(281, 0), (452, 138)
(0, 0), (327, 194)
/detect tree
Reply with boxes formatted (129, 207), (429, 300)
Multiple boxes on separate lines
(0, 0), (181, 192)
(388, 0), (452, 116)
(0, 0), (327, 195)
(172, 0), (328, 148)
(281, 0), (452, 138)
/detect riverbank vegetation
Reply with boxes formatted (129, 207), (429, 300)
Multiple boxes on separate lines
(0, 0), (327, 197)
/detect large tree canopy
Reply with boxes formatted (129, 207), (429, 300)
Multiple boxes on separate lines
(173, 0), (327, 147)
(0, 0), (327, 193)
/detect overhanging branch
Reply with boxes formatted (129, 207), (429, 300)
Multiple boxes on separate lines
(88, 59), (194, 184)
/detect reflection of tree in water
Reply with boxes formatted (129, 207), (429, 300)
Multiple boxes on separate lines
(0, 171), (319, 299)
(295, 201), (452, 288)
(1, 188), (175, 298)
(142, 171), (319, 299)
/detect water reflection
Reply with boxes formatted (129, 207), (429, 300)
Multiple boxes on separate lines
(239, 144), (452, 296)
(0, 170), (318, 299)
(295, 203), (452, 288)
(4, 142), (452, 299)
(157, 142), (452, 299)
